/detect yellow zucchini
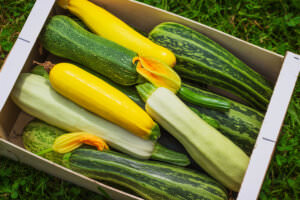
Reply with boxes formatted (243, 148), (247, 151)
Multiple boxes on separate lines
(57, 0), (176, 67)
(49, 63), (160, 140)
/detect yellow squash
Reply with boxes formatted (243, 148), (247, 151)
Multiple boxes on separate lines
(57, 0), (176, 67)
(49, 63), (160, 140)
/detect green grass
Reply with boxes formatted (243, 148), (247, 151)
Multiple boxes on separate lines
(0, 159), (107, 200)
(0, 0), (299, 199)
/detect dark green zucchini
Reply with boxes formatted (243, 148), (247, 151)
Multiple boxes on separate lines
(149, 22), (273, 111)
(41, 15), (142, 86)
(178, 86), (231, 112)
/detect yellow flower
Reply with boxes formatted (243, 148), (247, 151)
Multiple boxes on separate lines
(52, 132), (109, 154)
(133, 56), (181, 93)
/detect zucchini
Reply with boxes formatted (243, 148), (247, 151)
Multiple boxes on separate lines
(31, 64), (145, 108)
(178, 86), (231, 112)
(137, 84), (249, 192)
(57, 0), (176, 67)
(41, 15), (141, 86)
(23, 121), (190, 167)
(149, 22), (273, 110)
(12, 74), (190, 166)
(183, 83), (264, 155)
(23, 121), (228, 200)
(31, 65), (260, 155)
(48, 62), (160, 140)
(41, 16), (231, 111)
(64, 149), (227, 200)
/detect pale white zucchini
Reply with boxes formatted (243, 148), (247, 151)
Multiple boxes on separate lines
(143, 87), (249, 192)
(11, 73), (154, 159)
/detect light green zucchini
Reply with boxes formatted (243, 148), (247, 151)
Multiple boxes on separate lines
(137, 84), (249, 192)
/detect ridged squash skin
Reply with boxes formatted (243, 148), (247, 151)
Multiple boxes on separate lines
(57, 0), (176, 67)
(41, 15), (140, 86)
(149, 22), (273, 110)
(49, 63), (160, 140)
(144, 87), (249, 192)
(11, 73), (155, 159)
(23, 120), (64, 164)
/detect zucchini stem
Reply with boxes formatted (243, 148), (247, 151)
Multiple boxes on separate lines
(33, 60), (55, 73)
(178, 86), (231, 112)
(150, 143), (190, 166)
(136, 82), (157, 102)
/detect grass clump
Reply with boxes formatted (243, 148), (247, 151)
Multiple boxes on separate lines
(0, 157), (106, 200)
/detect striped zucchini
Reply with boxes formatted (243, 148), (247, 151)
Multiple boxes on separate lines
(23, 121), (228, 200)
(149, 22), (273, 110)
(64, 149), (228, 200)
(183, 83), (264, 155)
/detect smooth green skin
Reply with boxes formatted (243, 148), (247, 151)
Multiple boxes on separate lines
(41, 15), (142, 86)
(149, 22), (273, 111)
(178, 86), (231, 112)
(23, 121), (227, 200)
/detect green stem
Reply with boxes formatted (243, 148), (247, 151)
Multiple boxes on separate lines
(37, 148), (53, 156)
(150, 143), (190, 166)
(136, 82), (157, 102)
(178, 86), (231, 112)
